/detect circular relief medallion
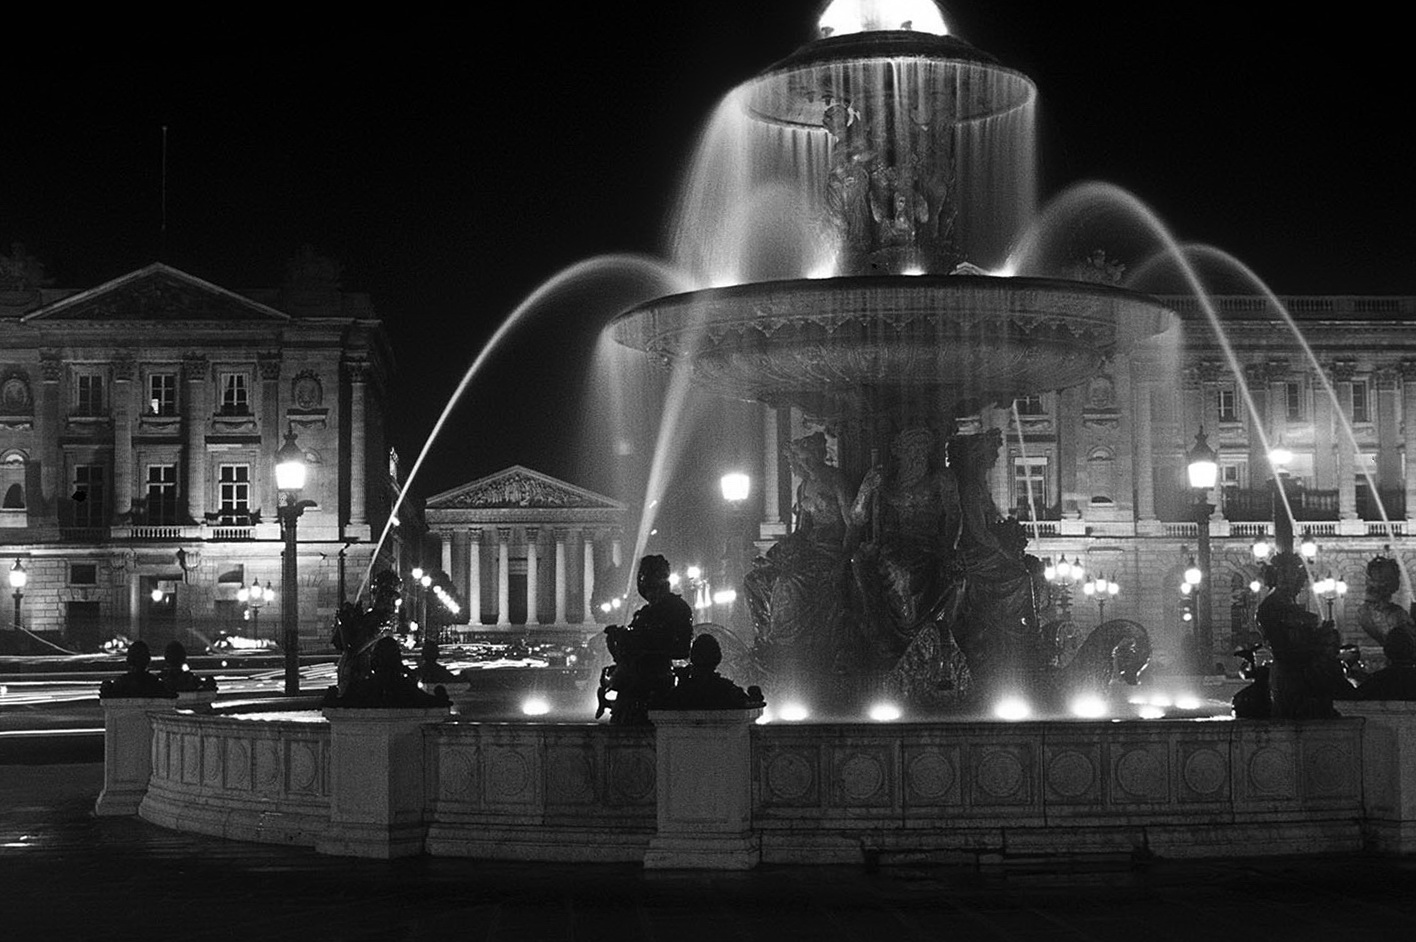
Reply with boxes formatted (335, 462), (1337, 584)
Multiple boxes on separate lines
(906, 752), (955, 801)
(227, 741), (250, 788)
(838, 754), (885, 802)
(1115, 749), (1167, 799)
(975, 750), (1024, 800)
(1047, 751), (1096, 799)
(439, 749), (475, 799)
(1305, 744), (1347, 795)
(1182, 749), (1226, 797)
(1249, 747), (1294, 796)
(182, 736), (200, 782)
(611, 752), (655, 801)
(488, 751), (531, 800)
(765, 752), (814, 801)
(202, 740), (222, 786)
(256, 740), (281, 790)
(548, 752), (593, 800)
(289, 743), (317, 791)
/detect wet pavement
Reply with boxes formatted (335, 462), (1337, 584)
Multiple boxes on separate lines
(5, 755), (1416, 941)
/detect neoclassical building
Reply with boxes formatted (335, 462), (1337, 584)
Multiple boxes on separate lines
(745, 293), (1416, 668)
(0, 258), (397, 651)
(423, 466), (627, 633)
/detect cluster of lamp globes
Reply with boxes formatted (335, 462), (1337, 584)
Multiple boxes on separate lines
(411, 567), (461, 616)
(235, 580), (274, 612)
(598, 564), (738, 615)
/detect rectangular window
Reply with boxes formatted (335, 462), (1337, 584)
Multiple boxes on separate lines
(148, 374), (177, 416)
(217, 464), (250, 524)
(146, 464), (180, 525)
(1013, 394), (1046, 416)
(1220, 461), (1244, 489)
(75, 373), (104, 416)
(71, 465), (106, 527)
(1351, 380), (1371, 423)
(1285, 382), (1303, 422)
(1012, 456), (1051, 512)
(1217, 388), (1238, 423)
(219, 373), (250, 415)
(69, 563), (98, 585)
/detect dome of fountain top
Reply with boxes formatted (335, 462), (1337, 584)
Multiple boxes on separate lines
(817, 0), (951, 38)
(746, 28), (1034, 128)
(610, 275), (1175, 409)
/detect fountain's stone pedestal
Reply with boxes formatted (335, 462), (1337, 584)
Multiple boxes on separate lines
(317, 707), (450, 859)
(1343, 701), (1416, 853)
(645, 709), (762, 869)
(95, 698), (177, 816)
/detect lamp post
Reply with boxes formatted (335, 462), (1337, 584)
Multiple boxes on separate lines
(1313, 573), (1348, 624)
(237, 580), (272, 641)
(275, 424), (313, 695)
(9, 559), (25, 631)
(1081, 573), (1119, 623)
(1187, 429), (1218, 675)
(1044, 555), (1084, 622)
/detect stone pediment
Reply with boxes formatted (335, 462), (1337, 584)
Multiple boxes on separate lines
(22, 263), (291, 324)
(428, 467), (625, 513)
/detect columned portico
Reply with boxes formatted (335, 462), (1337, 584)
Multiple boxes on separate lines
(424, 466), (626, 636)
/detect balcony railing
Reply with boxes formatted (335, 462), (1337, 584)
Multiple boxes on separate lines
(1221, 486), (1405, 522)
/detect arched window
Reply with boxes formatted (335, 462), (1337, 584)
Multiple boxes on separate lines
(2, 483), (22, 509)
(0, 450), (25, 515)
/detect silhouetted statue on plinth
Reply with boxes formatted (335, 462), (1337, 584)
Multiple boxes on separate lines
(331, 571), (403, 696)
(597, 555), (693, 725)
(322, 636), (449, 708)
(160, 641), (216, 694)
(658, 634), (766, 711)
(1231, 644), (1272, 719)
(1358, 555), (1415, 647)
(1356, 625), (1416, 700)
(99, 641), (175, 699)
(414, 639), (458, 686)
(1257, 552), (1352, 719)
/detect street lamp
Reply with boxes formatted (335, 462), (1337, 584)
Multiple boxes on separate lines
(719, 472), (751, 607)
(237, 580), (273, 641)
(1187, 429), (1218, 675)
(275, 424), (314, 695)
(9, 559), (26, 631)
(1312, 573), (1348, 623)
(1081, 573), (1120, 622)
(1045, 555), (1084, 621)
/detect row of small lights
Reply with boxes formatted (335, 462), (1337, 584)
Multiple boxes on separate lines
(411, 567), (461, 616)
(597, 564), (738, 615)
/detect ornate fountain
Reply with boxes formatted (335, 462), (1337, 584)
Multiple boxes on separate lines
(610, 1), (1174, 708)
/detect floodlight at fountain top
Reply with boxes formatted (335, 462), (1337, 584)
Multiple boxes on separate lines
(817, 0), (949, 39)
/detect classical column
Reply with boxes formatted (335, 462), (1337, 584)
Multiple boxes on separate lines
(1132, 374), (1157, 523)
(1244, 362), (1271, 487)
(113, 358), (134, 521)
(345, 361), (370, 526)
(496, 528), (511, 626)
(258, 355), (281, 515)
(554, 528), (568, 625)
(1376, 368), (1401, 508)
(762, 406), (783, 533)
(1057, 386), (1080, 517)
(525, 527), (540, 626)
(1180, 366), (1203, 448)
(582, 529), (595, 622)
(468, 529), (482, 625)
(441, 531), (453, 578)
(1332, 361), (1358, 521)
(1403, 362), (1416, 521)
(183, 356), (209, 525)
(611, 532), (622, 568)
(37, 353), (62, 513)
(1313, 373), (1337, 490)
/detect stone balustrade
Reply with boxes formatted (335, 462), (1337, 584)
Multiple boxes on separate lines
(122, 708), (1408, 866)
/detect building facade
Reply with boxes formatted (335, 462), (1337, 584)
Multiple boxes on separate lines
(752, 294), (1416, 669)
(0, 261), (396, 651)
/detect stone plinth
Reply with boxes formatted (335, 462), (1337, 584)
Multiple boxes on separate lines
(645, 708), (762, 870)
(316, 707), (449, 859)
(1343, 701), (1416, 853)
(95, 697), (177, 816)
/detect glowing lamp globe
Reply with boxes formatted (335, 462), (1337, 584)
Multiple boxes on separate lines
(9, 559), (26, 591)
(275, 427), (307, 493)
(1186, 430), (1218, 490)
(720, 472), (751, 503)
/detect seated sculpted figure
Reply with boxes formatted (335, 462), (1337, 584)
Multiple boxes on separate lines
(160, 640), (217, 694)
(323, 636), (449, 708)
(1257, 552), (1353, 719)
(597, 555), (694, 725)
(849, 426), (961, 666)
(99, 641), (175, 699)
(1357, 555), (1414, 647)
(1356, 625), (1416, 700)
(749, 432), (855, 674)
(658, 634), (765, 710)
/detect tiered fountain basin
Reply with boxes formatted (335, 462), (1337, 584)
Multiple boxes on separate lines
(118, 702), (1416, 865)
(610, 275), (1174, 407)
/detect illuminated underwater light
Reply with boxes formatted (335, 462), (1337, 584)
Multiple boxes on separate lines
(521, 697), (551, 716)
(1175, 695), (1202, 710)
(779, 703), (810, 722)
(1069, 695), (1108, 719)
(1149, 694), (1173, 708)
(1138, 706), (1166, 719)
(993, 697), (1031, 721)
(868, 702), (901, 722)
(817, 0), (949, 38)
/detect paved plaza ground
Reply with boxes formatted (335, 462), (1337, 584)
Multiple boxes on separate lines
(4, 747), (1416, 942)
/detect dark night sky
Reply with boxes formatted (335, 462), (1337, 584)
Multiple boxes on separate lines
(4, 2), (1413, 501)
